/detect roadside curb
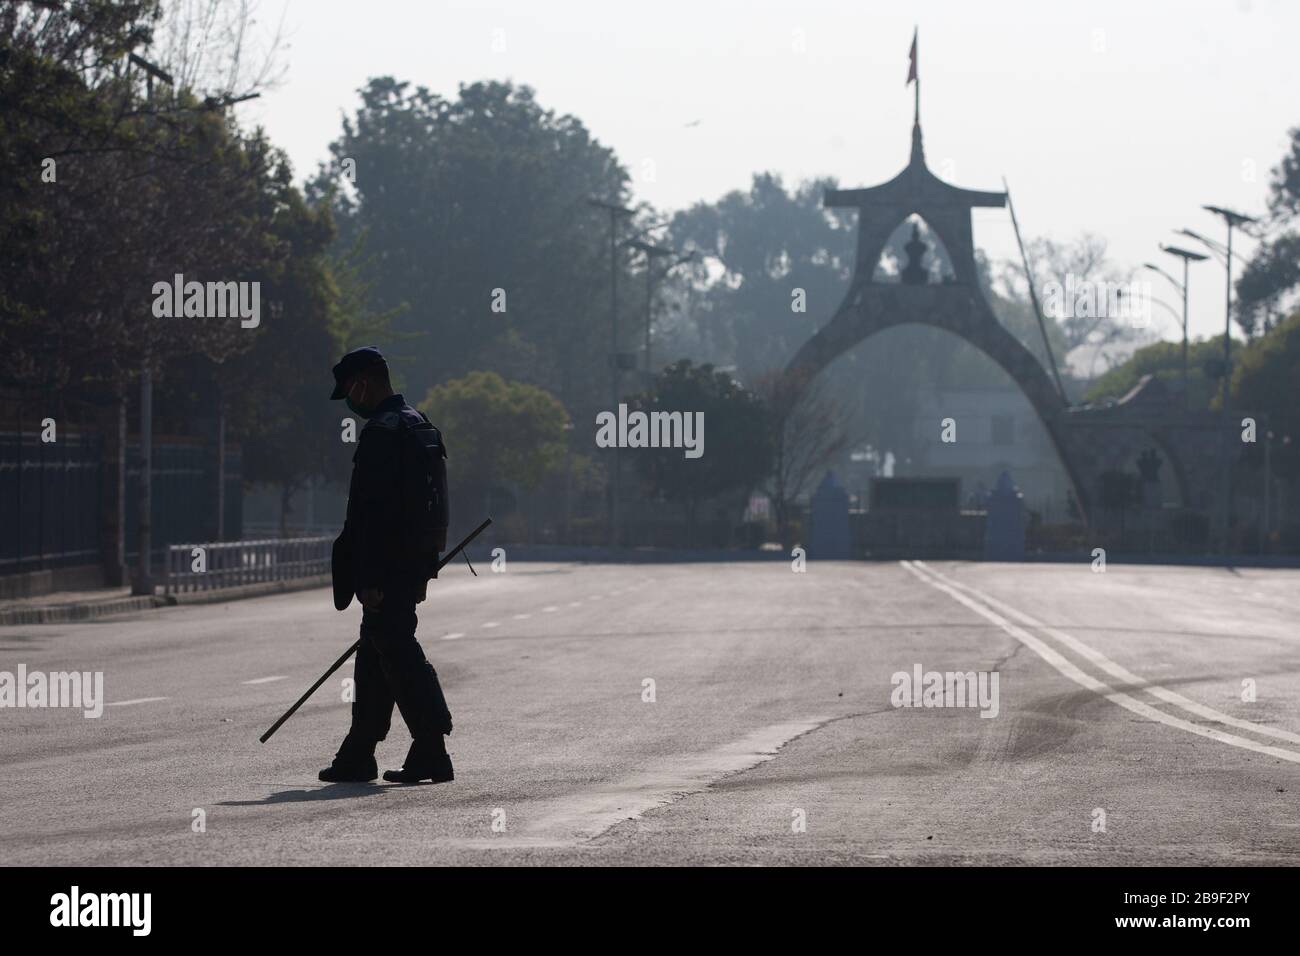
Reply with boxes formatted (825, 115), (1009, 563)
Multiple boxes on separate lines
(0, 574), (331, 627)
(0, 595), (166, 627)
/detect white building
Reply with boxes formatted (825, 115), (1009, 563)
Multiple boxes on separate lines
(906, 386), (1075, 521)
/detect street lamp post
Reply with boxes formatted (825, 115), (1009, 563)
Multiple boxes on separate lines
(562, 420), (575, 544)
(1143, 244), (1208, 409)
(588, 198), (635, 547)
(626, 241), (694, 378)
(1140, 262), (1184, 398)
(628, 241), (672, 379)
(1195, 206), (1258, 556)
(1165, 244), (1207, 409)
(1202, 206), (1256, 417)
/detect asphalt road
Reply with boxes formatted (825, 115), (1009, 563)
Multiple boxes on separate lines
(2, 559), (1298, 866)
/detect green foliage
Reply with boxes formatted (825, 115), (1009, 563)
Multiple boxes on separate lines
(419, 370), (568, 494)
(666, 173), (855, 377)
(1083, 337), (1225, 409)
(628, 360), (771, 517)
(314, 78), (636, 421)
(1, 40), (287, 393)
(326, 235), (406, 355)
(1, 1), (162, 384)
(0, 1), (384, 503)
(222, 183), (342, 492)
(1236, 126), (1300, 336)
(1232, 310), (1300, 482)
(1237, 231), (1300, 336)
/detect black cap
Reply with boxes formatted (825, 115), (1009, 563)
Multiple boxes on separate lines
(330, 346), (386, 400)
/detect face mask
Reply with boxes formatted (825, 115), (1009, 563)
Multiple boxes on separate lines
(345, 381), (373, 419)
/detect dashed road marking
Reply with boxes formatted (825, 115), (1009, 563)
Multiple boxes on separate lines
(513, 613), (532, 620)
(542, 606), (558, 613)
(242, 676), (287, 685)
(106, 697), (169, 707)
(482, 621), (500, 629)
(441, 632), (466, 640)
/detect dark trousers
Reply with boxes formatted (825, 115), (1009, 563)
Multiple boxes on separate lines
(349, 595), (452, 749)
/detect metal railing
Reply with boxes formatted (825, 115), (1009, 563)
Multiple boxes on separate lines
(241, 522), (339, 538)
(161, 536), (332, 594)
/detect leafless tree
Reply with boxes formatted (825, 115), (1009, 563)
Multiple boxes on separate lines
(995, 232), (1151, 380)
(153, 0), (289, 101)
(754, 367), (851, 547)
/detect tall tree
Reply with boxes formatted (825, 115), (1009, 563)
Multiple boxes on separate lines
(1231, 310), (1300, 485)
(0, 1), (290, 399)
(666, 173), (856, 379)
(627, 360), (771, 531)
(314, 78), (642, 424)
(419, 370), (568, 517)
(994, 233), (1147, 379)
(1236, 126), (1300, 337)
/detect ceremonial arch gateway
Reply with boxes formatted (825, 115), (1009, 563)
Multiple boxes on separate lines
(785, 110), (1236, 533)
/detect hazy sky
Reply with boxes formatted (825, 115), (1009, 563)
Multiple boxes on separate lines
(236, 0), (1298, 345)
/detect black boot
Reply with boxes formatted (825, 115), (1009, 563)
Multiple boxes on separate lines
(382, 739), (453, 784)
(319, 755), (377, 783)
(319, 732), (379, 783)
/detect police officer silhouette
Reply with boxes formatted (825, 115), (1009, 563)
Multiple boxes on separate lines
(321, 346), (454, 784)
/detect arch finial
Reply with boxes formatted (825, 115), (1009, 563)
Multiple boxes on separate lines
(907, 27), (922, 165)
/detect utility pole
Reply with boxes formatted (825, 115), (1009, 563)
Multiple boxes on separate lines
(1262, 429), (1272, 555)
(216, 391), (226, 539)
(1143, 244), (1207, 410)
(626, 241), (693, 379)
(562, 420), (574, 543)
(1201, 205), (1257, 558)
(588, 198), (635, 547)
(1163, 244), (1207, 408)
(128, 52), (173, 595)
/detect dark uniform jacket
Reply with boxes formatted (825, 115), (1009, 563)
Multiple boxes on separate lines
(332, 394), (434, 607)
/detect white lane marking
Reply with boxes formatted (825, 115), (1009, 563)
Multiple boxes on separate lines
(913, 560), (1300, 748)
(542, 606), (558, 613)
(107, 697), (169, 707)
(901, 561), (1300, 765)
(457, 717), (828, 849)
(568, 601), (582, 608)
(242, 676), (287, 685)
(513, 613), (532, 620)
(482, 621), (500, 629)
(441, 632), (466, 641)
